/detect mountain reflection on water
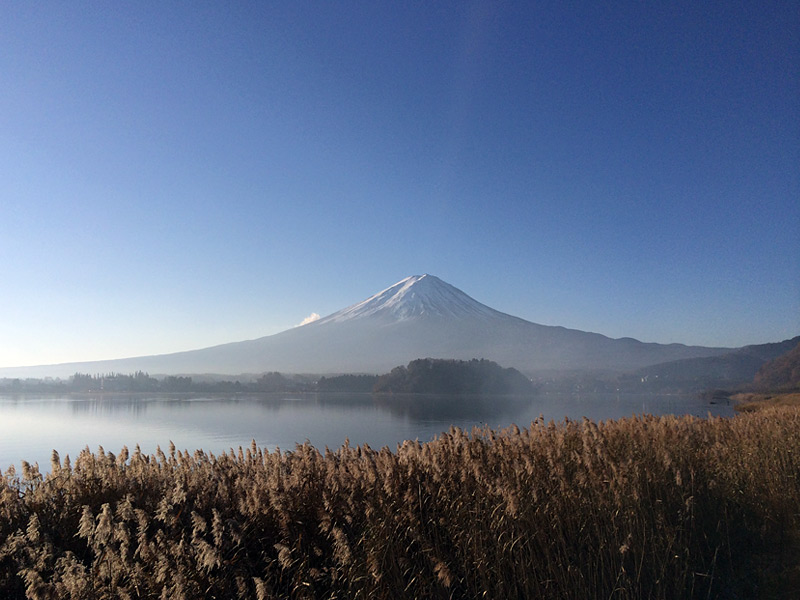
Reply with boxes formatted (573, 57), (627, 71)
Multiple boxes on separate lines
(0, 392), (733, 472)
(51, 393), (530, 423)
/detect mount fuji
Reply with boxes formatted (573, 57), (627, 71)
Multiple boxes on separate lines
(1, 275), (730, 378)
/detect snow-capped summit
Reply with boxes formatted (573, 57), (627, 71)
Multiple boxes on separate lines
(316, 274), (499, 324)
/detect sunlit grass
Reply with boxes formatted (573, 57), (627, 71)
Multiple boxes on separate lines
(1, 408), (799, 598)
(733, 391), (800, 412)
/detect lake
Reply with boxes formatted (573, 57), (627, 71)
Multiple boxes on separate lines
(0, 392), (735, 472)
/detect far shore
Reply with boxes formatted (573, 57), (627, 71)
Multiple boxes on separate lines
(732, 391), (800, 412)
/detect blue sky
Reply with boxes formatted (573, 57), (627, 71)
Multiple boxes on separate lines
(1, 1), (798, 368)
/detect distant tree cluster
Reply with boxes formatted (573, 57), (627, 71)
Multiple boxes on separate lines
(1, 360), (538, 395)
(0, 371), (326, 395)
(373, 358), (534, 395)
(250, 372), (314, 393)
(70, 371), (161, 392)
(317, 374), (378, 392)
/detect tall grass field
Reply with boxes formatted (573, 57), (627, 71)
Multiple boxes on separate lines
(2, 406), (798, 598)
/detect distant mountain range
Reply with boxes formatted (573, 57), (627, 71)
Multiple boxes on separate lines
(0, 274), (742, 380)
(617, 336), (800, 393)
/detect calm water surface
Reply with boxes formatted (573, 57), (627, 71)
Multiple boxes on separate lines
(0, 392), (734, 471)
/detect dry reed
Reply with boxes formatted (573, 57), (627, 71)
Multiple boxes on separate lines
(1, 407), (799, 599)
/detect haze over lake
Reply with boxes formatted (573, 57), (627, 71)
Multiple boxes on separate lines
(0, 393), (734, 472)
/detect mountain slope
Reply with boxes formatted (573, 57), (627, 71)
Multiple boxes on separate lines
(0, 274), (731, 378)
(753, 341), (800, 391)
(621, 336), (800, 392)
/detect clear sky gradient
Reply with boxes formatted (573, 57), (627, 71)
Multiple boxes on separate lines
(1, 2), (798, 368)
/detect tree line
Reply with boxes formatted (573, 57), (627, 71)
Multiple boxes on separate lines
(0, 371), (315, 394)
(0, 359), (536, 395)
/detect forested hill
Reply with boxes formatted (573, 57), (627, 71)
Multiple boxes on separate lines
(373, 358), (534, 395)
(753, 341), (800, 391)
